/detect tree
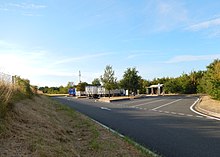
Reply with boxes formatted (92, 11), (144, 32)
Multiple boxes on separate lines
(164, 77), (182, 94)
(92, 78), (101, 86)
(100, 65), (117, 98)
(76, 82), (88, 92)
(201, 59), (220, 100)
(120, 67), (141, 95)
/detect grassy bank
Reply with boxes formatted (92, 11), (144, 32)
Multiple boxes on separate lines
(0, 95), (157, 157)
(0, 81), (14, 118)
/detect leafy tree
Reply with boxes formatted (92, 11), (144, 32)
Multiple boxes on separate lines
(100, 65), (117, 97)
(201, 59), (220, 99)
(92, 78), (101, 86)
(76, 82), (88, 92)
(120, 67), (141, 95)
(138, 79), (150, 94)
(164, 78), (182, 94)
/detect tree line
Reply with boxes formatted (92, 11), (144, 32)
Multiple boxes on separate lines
(39, 59), (220, 100)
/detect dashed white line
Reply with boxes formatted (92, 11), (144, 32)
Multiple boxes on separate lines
(164, 111), (170, 114)
(178, 113), (185, 116)
(187, 114), (193, 117)
(196, 115), (203, 118)
(151, 99), (182, 110)
(171, 112), (177, 114)
(100, 107), (111, 111)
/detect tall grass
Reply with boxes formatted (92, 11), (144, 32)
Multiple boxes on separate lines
(0, 79), (14, 118)
(0, 75), (34, 118)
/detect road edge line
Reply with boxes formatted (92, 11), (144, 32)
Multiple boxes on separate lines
(190, 97), (220, 121)
(90, 118), (160, 157)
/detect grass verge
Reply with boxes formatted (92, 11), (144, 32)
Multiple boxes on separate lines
(0, 95), (157, 157)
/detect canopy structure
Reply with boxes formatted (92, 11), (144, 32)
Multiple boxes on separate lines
(147, 84), (164, 95)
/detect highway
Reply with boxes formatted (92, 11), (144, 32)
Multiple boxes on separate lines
(53, 96), (220, 157)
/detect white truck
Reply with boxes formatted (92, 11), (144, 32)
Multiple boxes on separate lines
(85, 86), (98, 98)
(85, 86), (125, 98)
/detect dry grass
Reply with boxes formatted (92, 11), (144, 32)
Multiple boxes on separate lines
(0, 81), (14, 118)
(196, 96), (220, 118)
(0, 96), (154, 157)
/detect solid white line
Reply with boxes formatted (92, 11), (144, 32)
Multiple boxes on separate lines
(151, 99), (182, 110)
(131, 99), (165, 108)
(190, 98), (220, 121)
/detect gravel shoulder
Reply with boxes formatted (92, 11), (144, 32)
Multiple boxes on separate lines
(0, 96), (154, 157)
(196, 96), (220, 118)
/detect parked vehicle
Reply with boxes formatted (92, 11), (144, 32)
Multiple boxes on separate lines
(68, 88), (76, 96)
(85, 86), (125, 98)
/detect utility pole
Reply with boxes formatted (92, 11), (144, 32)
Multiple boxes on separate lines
(79, 70), (81, 83)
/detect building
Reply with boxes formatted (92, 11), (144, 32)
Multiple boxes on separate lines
(147, 84), (164, 95)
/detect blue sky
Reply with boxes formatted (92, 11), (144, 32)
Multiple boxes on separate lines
(0, 0), (220, 87)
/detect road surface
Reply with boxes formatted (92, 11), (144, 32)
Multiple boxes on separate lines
(53, 96), (220, 157)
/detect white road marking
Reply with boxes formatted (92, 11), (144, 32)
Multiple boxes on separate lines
(178, 113), (185, 116)
(187, 114), (193, 117)
(100, 107), (111, 111)
(129, 98), (220, 120)
(196, 116), (203, 118)
(151, 99), (182, 110)
(190, 98), (220, 121)
(171, 112), (177, 114)
(131, 99), (165, 108)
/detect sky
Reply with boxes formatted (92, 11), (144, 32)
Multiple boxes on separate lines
(0, 0), (220, 87)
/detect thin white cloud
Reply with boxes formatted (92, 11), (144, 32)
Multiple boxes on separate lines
(0, 2), (46, 16)
(22, 13), (42, 17)
(8, 3), (46, 9)
(53, 52), (113, 65)
(127, 53), (146, 59)
(154, 1), (188, 32)
(187, 18), (220, 31)
(166, 54), (220, 63)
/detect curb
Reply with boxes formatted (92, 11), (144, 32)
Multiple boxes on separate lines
(99, 98), (130, 103)
(190, 97), (220, 121)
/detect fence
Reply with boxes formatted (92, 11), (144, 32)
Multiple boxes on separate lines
(0, 72), (13, 84)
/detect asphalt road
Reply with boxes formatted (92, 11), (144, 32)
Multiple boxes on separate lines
(53, 96), (220, 157)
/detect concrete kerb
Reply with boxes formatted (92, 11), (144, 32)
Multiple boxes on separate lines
(99, 95), (148, 103)
(190, 97), (220, 121)
(99, 97), (130, 103)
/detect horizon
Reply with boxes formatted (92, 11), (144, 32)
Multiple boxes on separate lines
(0, 0), (220, 87)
